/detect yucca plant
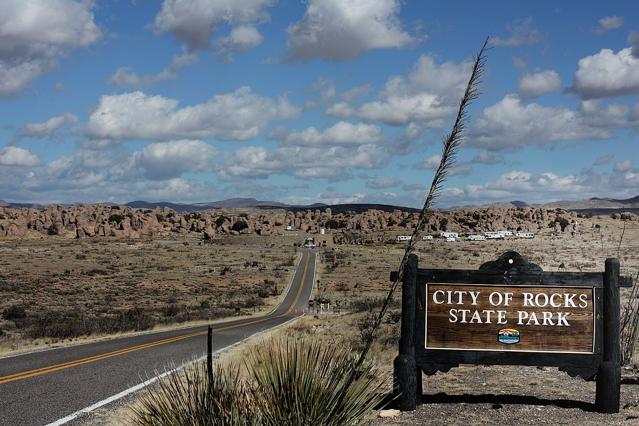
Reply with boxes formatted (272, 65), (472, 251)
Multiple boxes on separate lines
(248, 338), (387, 426)
(131, 361), (259, 426)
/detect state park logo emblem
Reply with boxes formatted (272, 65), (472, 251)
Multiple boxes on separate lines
(498, 328), (520, 345)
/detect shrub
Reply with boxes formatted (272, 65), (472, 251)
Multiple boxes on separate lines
(549, 217), (570, 231)
(132, 362), (258, 425)
(108, 214), (126, 225)
(326, 219), (346, 229)
(162, 303), (180, 317)
(350, 297), (385, 313)
(132, 339), (387, 426)
(249, 338), (386, 425)
(27, 307), (155, 339)
(2, 304), (26, 320)
(232, 221), (249, 232)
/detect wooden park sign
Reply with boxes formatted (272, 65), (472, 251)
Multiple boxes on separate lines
(426, 283), (594, 353)
(392, 251), (633, 414)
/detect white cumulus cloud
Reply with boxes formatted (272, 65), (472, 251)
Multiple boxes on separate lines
(217, 25), (263, 52)
(471, 95), (611, 150)
(572, 47), (639, 98)
(0, 0), (101, 96)
(86, 87), (300, 143)
(132, 140), (216, 180)
(219, 143), (387, 180)
(328, 55), (471, 126)
(153, 0), (273, 50)
(279, 122), (383, 146)
(517, 70), (561, 99)
(0, 147), (40, 166)
(19, 113), (78, 139)
(285, 0), (412, 61)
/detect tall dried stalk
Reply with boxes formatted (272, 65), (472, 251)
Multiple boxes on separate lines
(617, 220), (626, 259)
(334, 37), (489, 408)
(621, 270), (639, 365)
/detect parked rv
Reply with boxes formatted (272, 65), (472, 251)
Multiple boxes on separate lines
(467, 235), (486, 241)
(516, 232), (535, 239)
(445, 237), (457, 242)
(440, 232), (459, 239)
(422, 235), (433, 241)
(396, 235), (412, 241)
(484, 231), (504, 240)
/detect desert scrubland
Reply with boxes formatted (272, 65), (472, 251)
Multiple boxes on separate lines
(1, 206), (638, 424)
(0, 234), (298, 354)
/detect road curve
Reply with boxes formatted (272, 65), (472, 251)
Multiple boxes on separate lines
(0, 248), (317, 426)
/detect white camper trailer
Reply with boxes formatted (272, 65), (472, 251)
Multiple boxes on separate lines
(516, 232), (535, 239)
(396, 235), (412, 242)
(440, 232), (459, 239)
(484, 231), (504, 240)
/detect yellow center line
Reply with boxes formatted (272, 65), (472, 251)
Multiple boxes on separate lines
(0, 250), (314, 385)
(0, 313), (282, 385)
(0, 331), (205, 382)
(286, 252), (310, 314)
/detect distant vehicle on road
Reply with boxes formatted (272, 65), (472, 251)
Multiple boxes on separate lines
(303, 237), (316, 248)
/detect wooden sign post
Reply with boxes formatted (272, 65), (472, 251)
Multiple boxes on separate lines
(393, 251), (629, 413)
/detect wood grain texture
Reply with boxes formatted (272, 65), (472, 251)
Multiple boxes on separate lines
(425, 284), (595, 353)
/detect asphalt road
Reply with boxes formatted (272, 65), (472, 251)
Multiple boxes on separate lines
(0, 248), (317, 426)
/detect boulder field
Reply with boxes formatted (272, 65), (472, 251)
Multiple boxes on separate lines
(0, 204), (635, 239)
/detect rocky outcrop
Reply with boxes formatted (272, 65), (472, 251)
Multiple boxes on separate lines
(0, 204), (634, 240)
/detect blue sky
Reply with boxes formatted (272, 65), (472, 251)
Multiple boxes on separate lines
(1, 0), (638, 207)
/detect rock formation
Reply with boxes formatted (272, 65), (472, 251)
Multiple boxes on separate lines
(0, 204), (635, 239)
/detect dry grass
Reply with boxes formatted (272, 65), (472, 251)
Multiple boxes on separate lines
(0, 235), (299, 353)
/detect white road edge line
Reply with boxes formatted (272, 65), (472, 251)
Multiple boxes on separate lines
(266, 250), (302, 316)
(46, 316), (301, 426)
(310, 249), (318, 300)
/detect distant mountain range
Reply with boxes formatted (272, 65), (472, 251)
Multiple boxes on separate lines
(0, 195), (637, 214)
(124, 199), (419, 214)
(126, 198), (292, 211)
(456, 195), (639, 210)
